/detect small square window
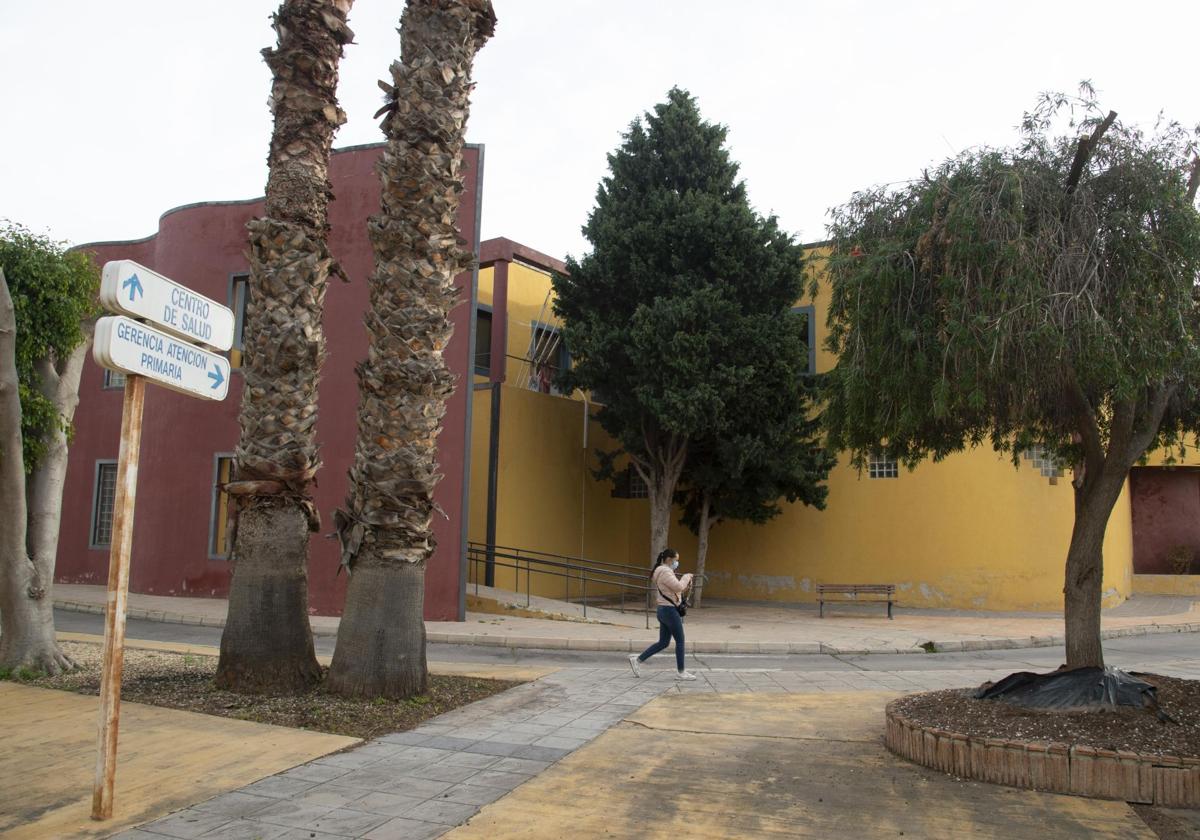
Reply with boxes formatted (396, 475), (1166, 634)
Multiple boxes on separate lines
(91, 462), (119, 546)
(628, 469), (648, 499)
(103, 369), (127, 389)
(475, 308), (493, 376)
(868, 453), (898, 479)
(528, 323), (570, 395)
(791, 305), (816, 375)
(229, 274), (249, 369)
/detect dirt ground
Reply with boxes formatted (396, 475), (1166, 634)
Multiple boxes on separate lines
(1, 640), (519, 739)
(891, 674), (1200, 758)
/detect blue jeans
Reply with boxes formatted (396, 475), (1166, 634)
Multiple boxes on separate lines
(638, 605), (685, 671)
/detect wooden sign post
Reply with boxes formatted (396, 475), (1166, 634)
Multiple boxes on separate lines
(91, 374), (145, 820)
(90, 261), (232, 820)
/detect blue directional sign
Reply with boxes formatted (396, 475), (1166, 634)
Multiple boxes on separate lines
(93, 316), (230, 401)
(100, 261), (234, 352)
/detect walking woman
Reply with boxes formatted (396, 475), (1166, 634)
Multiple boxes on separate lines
(628, 548), (697, 680)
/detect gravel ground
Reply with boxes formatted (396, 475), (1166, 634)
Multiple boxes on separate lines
(892, 674), (1200, 758)
(3, 641), (520, 740)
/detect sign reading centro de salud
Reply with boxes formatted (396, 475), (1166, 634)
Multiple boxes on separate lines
(100, 260), (235, 352)
(94, 315), (231, 401)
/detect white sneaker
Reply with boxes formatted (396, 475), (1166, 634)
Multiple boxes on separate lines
(627, 654), (641, 677)
(675, 670), (697, 681)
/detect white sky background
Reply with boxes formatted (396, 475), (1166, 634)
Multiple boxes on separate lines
(2, 1), (1196, 259)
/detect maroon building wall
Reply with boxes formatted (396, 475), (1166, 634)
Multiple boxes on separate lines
(1130, 467), (1200, 574)
(58, 142), (481, 619)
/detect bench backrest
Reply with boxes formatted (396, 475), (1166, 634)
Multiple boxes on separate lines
(817, 584), (895, 594)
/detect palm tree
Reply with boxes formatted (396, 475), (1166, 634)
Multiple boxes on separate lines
(215, 0), (354, 693)
(326, 0), (495, 698)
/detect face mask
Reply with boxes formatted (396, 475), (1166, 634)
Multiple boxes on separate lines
(671, 560), (679, 571)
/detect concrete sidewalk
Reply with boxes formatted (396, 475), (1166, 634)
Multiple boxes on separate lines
(54, 583), (1200, 655)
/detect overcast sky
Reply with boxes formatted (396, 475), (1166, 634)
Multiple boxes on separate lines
(2, 1), (1196, 259)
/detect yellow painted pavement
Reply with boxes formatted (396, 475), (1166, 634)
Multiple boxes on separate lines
(0, 682), (357, 839)
(446, 692), (1154, 839)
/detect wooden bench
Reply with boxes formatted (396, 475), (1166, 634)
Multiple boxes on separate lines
(817, 584), (896, 619)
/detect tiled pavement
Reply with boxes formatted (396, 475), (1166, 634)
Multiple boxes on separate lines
(109, 661), (1092, 840)
(114, 667), (671, 840)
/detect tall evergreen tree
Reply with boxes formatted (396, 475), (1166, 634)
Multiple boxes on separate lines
(554, 88), (824, 567)
(676, 317), (832, 605)
(823, 90), (1200, 668)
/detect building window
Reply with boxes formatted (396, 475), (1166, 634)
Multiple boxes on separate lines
(90, 461), (118, 547)
(528, 323), (569, 395)
(1022, 446), (1065, 479)
(210, 456), (234, 558)
(475, 307), (493, 376)
(611, 466), (650, 499)
(792, 305), (816, 375)
(868, 453), (899, 479)
(229, 274), (249, 369)
(103, 369), (127, 389)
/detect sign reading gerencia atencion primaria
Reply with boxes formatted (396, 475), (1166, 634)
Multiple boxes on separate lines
(93, 260), (233, 402)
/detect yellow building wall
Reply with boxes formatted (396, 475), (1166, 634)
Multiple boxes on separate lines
(477, 261), (571, 389)
(467, 385), (644, 602)
(465, 245), (1197, 611)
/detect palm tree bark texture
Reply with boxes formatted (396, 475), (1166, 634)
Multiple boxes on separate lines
(216, 0), (354, 693)
(327, 0), (495, 699)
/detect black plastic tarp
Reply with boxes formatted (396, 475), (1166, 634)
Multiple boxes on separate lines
(974, 666), (1165, 716)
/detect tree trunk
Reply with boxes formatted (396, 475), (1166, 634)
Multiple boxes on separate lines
(326, 556), (427, 697)
(692, 494), (712, 607)
(649, 480), (673, 566)
(327, 0), (494, 699)
(0, 270), (70, 674)
(215, 504), (321, 691)
(1063, 470), (1127, 669)
(216, 0), (353, 693)
(5, 335), (92, 673)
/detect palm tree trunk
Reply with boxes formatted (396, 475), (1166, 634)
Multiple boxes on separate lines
(327, 0), (495, 699)
(216, 0), (353, 693)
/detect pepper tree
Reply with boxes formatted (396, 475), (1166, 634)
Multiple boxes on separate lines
(822, 89), (1200, 668)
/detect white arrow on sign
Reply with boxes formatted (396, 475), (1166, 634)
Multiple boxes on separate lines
(94, 316), (231, 401)
(100, 260), (235, 352)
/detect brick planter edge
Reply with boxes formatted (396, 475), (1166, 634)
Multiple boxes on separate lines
(884, 699), (1200, 807)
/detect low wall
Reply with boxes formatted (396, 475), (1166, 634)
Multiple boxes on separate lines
(885, 701), (1200, 807)
(1133, 574), (1200, 597)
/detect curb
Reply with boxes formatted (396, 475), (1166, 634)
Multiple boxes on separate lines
(886, 702), (1200, 807)
(53, 599), (1200, 656)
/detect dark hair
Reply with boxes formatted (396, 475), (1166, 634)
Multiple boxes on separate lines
(652, 548), (679, 577)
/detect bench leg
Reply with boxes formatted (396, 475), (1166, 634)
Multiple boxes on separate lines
(819, 600), (824, 619)
(887, 600), (893, 620)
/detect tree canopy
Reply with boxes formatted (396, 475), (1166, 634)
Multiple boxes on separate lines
(553, 87), (826, 562)
(0, 223), (97, 472)
(821, 88), (1200, 667)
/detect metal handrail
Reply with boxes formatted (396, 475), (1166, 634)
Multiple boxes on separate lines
(466, 542), (654, 629)
(469, 541), (650, 577)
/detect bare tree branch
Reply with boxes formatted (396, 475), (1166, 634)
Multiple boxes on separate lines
(1065, 110), (1117, 196)
(1186, 155), (1200, 205)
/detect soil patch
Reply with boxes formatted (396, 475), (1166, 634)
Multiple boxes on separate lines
(1, 641), (520, 740)
(891, 674), (1200, 758)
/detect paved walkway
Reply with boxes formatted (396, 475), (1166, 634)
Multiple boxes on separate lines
(107, 654), (1200, 839)
(54, 583), (1200, 655)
